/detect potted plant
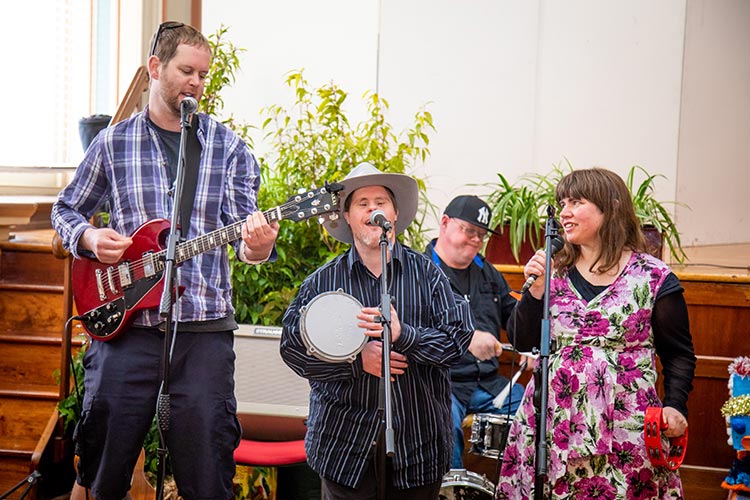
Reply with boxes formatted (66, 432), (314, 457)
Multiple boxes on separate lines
(483, 162), (571, 264)
(482, 162), (687, 265)
(626, 165), (688, 263)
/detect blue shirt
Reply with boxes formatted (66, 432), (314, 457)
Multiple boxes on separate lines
(280, 242), (474, 489)
(51, 107), (260, 327)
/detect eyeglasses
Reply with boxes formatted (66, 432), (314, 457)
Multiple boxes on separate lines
(451, 218), (488, 241)
(149, 21), (185, 58)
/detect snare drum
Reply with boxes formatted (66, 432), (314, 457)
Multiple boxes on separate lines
(469, 413), (512, 459)
(439, 469), (494, 500)
(300, 289), (367, 363)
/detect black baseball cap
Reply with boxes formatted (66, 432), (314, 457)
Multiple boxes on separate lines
(444, 195), (500, 235)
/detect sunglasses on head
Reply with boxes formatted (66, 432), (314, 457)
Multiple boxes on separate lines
(149, 21), (185, 57)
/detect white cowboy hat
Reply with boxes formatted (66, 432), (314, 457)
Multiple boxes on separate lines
(324, 162), (418, 244)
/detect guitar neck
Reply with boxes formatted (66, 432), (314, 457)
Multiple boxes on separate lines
(168, 207), (284, 266)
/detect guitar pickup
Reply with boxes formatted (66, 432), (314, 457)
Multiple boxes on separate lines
(143, 252), (157, 277)
(118, 262), (132, 287)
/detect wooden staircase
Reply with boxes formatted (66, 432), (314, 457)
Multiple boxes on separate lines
(0, 228), (78, 498)
(0, 66), (150, 498)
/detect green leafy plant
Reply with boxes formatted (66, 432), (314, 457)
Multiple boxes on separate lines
(626, 165), (687, 263)
(232, 70), (436, 325)
(483, 161), (571, 262)
(55, 341), (87, 435)
(201, 24), (253, 145)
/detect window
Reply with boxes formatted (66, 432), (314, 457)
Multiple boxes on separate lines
(0, 0), (95, 168)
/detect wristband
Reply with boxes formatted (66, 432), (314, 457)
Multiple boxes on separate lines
(644, 406), (688, 470)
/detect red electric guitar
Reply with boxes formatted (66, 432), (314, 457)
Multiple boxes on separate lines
(71, 184), (341, 341)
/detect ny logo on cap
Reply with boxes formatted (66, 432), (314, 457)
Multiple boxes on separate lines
(477, 206), (490, 225)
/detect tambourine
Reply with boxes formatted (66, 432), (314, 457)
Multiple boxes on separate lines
(644, 406), (688, 470)
(300, 289), (368, 363)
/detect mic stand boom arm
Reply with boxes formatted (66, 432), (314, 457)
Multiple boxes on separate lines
(533, 206), (559, 500)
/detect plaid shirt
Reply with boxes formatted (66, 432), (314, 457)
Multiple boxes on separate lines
(52, 107), (260, 327)
(280, 242), (474, 489)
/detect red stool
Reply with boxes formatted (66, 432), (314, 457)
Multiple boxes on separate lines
(234, 439), (320, 499)
(234, 439), (307, 466)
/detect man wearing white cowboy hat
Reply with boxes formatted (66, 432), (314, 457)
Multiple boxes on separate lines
(281, 162), (474, 499)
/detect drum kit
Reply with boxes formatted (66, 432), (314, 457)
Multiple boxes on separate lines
(437, 412), (512, 499)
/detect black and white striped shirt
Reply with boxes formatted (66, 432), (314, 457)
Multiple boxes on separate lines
(280, 242), (474, 489)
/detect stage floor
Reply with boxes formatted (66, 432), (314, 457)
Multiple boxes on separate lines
(670, 243), (750, 278)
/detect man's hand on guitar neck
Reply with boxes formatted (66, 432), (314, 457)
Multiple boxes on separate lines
(240, 211), (279, 264)
(80, 227), (134, 264)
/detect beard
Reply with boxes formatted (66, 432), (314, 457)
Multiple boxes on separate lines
(157, 76), (183, 118)
(353, 226), (382, 248)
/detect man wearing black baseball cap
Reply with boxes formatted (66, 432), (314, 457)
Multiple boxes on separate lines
(425, 195), (529, 469)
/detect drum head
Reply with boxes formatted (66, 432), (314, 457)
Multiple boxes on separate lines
(439, 469), (494, 499)
(300, 289), (367, 363)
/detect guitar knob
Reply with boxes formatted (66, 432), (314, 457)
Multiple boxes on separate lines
(94, 321), (105, 331)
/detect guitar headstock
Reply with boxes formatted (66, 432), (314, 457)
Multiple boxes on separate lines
(274, 183), (343, 224)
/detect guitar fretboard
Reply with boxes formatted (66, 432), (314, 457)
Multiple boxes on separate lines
(152, 207), (285, 271)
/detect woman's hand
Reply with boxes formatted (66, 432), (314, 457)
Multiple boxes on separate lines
(523, 250), (548, 299)
(661, 406), (688, 438)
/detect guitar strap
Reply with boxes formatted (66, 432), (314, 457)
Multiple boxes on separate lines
(179, 114), (202, 236)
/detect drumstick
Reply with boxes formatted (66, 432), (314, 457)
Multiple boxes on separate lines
(492, 360), (527, 409)
(500, 343), (516, 353)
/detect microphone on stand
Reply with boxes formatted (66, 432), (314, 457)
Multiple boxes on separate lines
(180, 97), (198, 126)
(520, 235), (565, 294)
(369, 209), (392, 232)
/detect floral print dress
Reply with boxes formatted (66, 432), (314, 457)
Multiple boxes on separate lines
(496, 252), (684, 500)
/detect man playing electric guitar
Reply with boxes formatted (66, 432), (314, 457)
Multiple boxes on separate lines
(51, 22), (279, 500)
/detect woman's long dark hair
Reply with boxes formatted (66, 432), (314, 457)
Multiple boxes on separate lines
(554, 168), (646, 274)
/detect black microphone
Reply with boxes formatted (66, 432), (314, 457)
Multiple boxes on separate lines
(521, 235), (565, 294)
(180, 96), (198, 119)
(369, 209), (392, 231)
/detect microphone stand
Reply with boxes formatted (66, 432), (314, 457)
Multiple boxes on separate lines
(376, 226), (395, 500)
(0, 471), (40, 500)
(154, 105), (193, 500)
(533, 206), (559, 500)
